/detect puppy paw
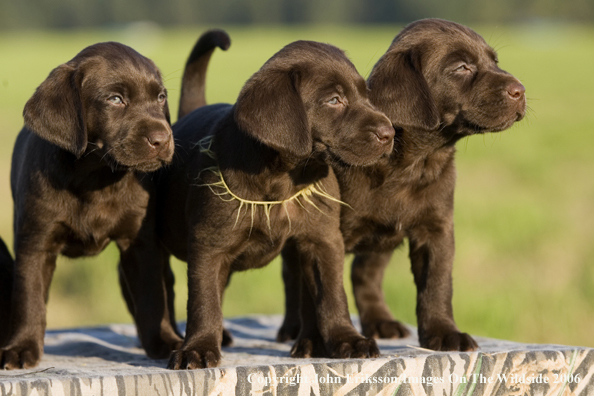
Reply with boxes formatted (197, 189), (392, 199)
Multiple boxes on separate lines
(167, 343), (221, 370)
(276, 323), (300, 342)
(421, 330), (478, 352)
(328, 334), (380, 359)
(221, 328), (233, 347)
(0, 342), (42, 370)
(290, 334), (326, 358)
(143, 334), (184, 359)
(361, 319), (410, 339)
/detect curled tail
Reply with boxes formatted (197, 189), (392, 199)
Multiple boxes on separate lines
(178, 29), (231, 120)
(0, 237), (14, 345)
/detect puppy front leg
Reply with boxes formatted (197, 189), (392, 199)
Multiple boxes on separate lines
(408, 224), (478, 351)
(351, 251), (410, 339)
(293, 235), (380, 359)
(0, 249), (57, 369)
(168, 250), (227, 370)
(118, 239), (183, 359)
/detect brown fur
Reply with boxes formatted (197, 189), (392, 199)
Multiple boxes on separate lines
(0, 42), (178, 369)
(146, 36), (395, 370)
(279, 19), (526, 352)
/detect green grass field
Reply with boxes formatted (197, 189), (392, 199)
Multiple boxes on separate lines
(0, 23), (593, 348)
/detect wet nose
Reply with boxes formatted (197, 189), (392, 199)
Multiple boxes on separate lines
(375, 124), (395, 145)
(506, 82), (525, 100)
(146, 130), (171, 151)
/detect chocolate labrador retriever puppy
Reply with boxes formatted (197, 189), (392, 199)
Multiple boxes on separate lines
(0, 42), (178, 369)
(154, 37), (394, 369)
(279, 19), (526, 351)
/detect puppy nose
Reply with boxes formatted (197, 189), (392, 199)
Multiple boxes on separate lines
(147, 130), (171, 150)
(506, 82), (525, 100)
(375, 124), (395, 144)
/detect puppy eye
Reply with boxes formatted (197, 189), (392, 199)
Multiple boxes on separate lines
(327, 97), (340, 105)
(158, 93), (167, 103)
(108, 95), (124, 105)
(454, 64), (472, 73)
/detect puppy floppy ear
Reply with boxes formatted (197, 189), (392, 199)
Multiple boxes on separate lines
(23, 63), (87, 158)
(234, 69), (311, 158)
(368, 49), (440, 131)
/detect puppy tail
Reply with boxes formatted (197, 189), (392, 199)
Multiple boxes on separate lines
(178, 29), (231, 120)
(0, 237), (14, 345)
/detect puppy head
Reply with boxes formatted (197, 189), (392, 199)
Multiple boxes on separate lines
(368, 18), (526, 135)
(234, 41), (394, 166)
(23, 42), (173, 172)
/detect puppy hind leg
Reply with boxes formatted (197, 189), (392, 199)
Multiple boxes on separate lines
(118, 262), (136, 320)
(163, 257), (183, 339)
(118, 241), (182, 359)
(277, 240), (303, 342)
(290, 275), (326, 358)
(218, 267), (233, 347)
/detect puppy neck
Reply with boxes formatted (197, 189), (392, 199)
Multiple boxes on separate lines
(212, 127), (331, 201)
(386, 125), (457, 185)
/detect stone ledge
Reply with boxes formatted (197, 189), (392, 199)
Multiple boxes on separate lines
(0, 316), (592, 395)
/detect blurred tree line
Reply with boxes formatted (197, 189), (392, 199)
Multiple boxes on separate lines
(1, 0), (593, 29)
